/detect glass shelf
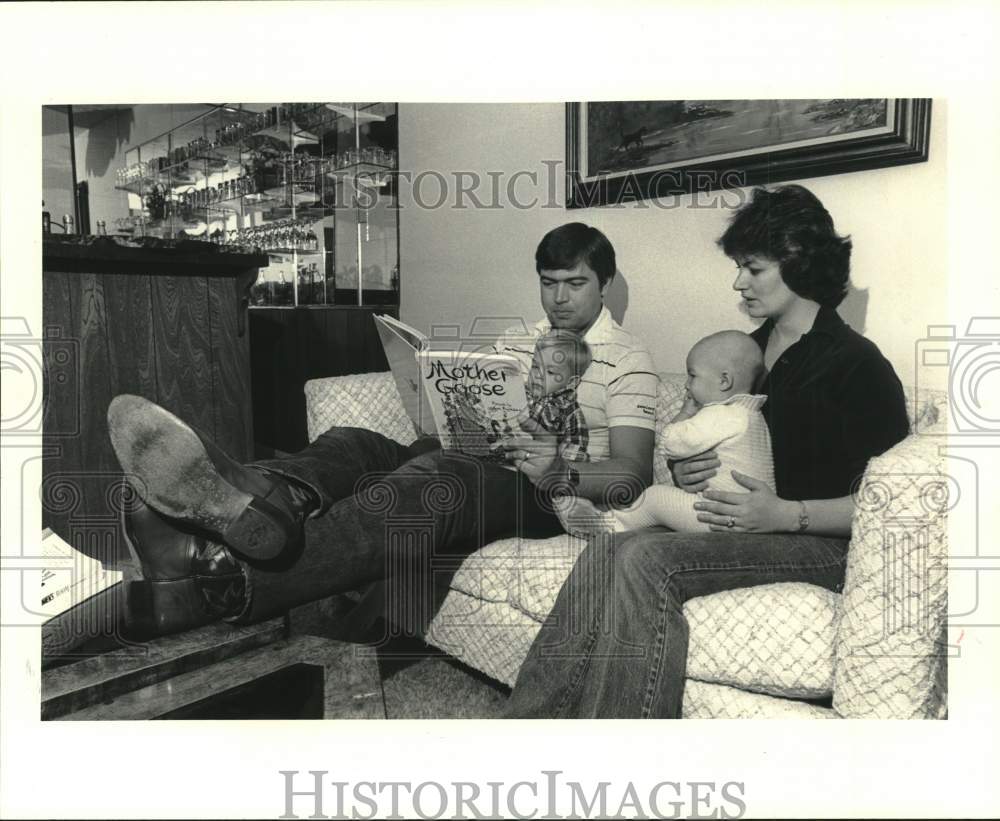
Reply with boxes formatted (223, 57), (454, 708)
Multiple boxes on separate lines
(114, 102), (398, 308)
(117, 162), (242, 195)
(256, 205), (327, 223)
(265, 247), (325, 257)
(323, 160), (396, 181)
(323, 102), (387, 123)
(114, 180), (151, 195)
(157, 154), (214, 178)
(206, 143), (250, 164)
(289, 103), (387, 137)
(189, 200), (244, 216)
(244, 120), (319, 150)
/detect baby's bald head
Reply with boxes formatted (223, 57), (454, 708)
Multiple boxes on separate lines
(686, 330), (764, 404)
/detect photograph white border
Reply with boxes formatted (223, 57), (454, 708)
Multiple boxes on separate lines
(2, 2), (999, 819)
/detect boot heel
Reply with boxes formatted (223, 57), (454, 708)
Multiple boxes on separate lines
(125, 579), (214, 637)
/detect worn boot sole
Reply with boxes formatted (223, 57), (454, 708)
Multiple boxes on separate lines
(108, 395), (287, 560)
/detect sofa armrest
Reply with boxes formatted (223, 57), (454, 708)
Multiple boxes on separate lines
(304, 372), (417, 446)
(833, 433), (949, 718)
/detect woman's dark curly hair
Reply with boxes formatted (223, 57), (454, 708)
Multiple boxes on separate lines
(717, 184), (852, 308)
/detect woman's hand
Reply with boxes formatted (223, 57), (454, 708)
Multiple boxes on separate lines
(669, 449), (720, 493)
(501, 417), (561, 486)
(693, 471), (798, 533)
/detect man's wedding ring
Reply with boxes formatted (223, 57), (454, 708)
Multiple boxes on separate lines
(727, 516), (736, 529)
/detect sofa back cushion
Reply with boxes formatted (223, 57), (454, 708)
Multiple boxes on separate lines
(653, 374), (686, 484)
(304, 372), (417, 446)
(304, 369), (946, 453)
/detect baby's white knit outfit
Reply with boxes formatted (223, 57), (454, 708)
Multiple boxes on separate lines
(557, 394), (774, 536)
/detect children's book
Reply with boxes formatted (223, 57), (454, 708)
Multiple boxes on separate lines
(373, 315), (529, 463)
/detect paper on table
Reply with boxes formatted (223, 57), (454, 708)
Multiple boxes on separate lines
(39, 527), (123, 621)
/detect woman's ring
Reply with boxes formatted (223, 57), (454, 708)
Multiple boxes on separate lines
(727, 516), (736, 529)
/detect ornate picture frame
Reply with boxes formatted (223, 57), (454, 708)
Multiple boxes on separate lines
(566, 99), (932, 208)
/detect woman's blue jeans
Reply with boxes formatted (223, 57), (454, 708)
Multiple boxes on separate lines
(504, 528), (849, 718)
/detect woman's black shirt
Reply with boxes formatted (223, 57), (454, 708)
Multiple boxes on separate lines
(751, 306), (910, 501)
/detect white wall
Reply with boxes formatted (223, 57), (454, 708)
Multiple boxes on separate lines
(398, 103), (947, 388)
(42, 106), (75, 226)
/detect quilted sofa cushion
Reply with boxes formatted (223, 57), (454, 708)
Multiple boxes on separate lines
(425, 591), (545, 688)
(683, 679), (838, 719)
(684, 582), (839, 698)
(652, 377), (686, 484)
(425, 592), (842, 718)
(305, 372), (417, 446)
(431, 534), (841, 700)
(834, 433), (949, 718)
(444, 534), (588, 620)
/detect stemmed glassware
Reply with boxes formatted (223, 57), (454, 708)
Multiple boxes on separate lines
(230, 218), (321, 252)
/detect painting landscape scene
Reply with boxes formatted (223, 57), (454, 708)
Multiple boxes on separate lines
(585, 99), (890, 177)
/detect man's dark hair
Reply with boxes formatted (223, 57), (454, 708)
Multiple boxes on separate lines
(535, 222), (617, 288)
(717, 184), (853, 308)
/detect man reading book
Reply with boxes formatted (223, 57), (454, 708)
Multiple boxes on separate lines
(109, 222), (657, 639)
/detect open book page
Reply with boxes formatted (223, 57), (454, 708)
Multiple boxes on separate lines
(416, 350), (528, 464)
(373, 314), (438, 436)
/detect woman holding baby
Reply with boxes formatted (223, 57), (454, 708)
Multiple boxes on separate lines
(505, 184), (910, 718)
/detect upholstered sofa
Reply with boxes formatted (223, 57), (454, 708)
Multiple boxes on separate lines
(304, 370), (949, 719)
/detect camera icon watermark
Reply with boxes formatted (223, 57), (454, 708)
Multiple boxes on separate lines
(352, 457), (488, 652)
(0, 316), (80, 437)
(909, 316), (1000, 637)
(1, 460), (143, 658)
(915, 317), (1000, 435)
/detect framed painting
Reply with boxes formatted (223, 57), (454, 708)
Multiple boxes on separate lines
(566, 99), (932, 208)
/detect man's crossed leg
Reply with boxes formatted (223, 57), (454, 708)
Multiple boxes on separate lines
(108, 395), (563, 639)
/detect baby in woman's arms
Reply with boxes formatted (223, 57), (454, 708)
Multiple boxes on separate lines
(558, 330), (774, 535)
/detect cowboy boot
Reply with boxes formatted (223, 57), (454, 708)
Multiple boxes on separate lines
(108, 394), (317, 561)
(122, 498), (247, 637)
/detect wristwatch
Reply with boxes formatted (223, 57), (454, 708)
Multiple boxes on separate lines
(546, 460), (581, 497)
(549, 461), (580, 496)
(795, 501), (810, 533)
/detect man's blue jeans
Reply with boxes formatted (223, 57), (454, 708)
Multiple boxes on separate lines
(504, 528), (849, 718)
(234, 427), (563, 630)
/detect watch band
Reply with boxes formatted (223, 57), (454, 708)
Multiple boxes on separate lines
(796, 501), (810, 533)
(548, 461), (580, 497)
